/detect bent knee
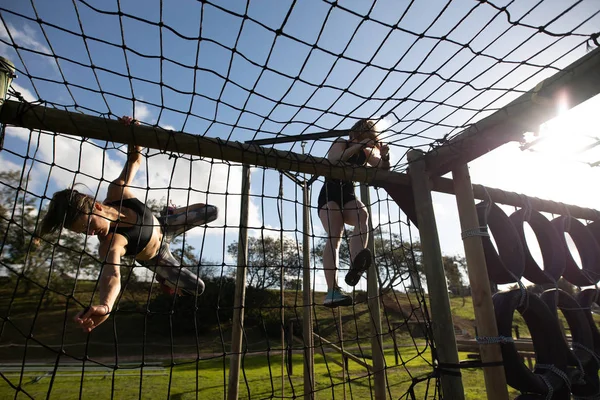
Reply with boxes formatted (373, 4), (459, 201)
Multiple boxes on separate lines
(197, 277), (205, 295)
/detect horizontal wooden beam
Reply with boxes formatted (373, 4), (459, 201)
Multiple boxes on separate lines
(0, 100), (406, 187)
(425, 47), (600, 177)
(1, 100), (598, 220)
(245, 129), (351, 145)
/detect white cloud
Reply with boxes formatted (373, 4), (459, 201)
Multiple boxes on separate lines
(0, 22), (59, 72)
(0, 23), (51, 56)
(134, 102), (151, 122)
(8, 82), (36, 102)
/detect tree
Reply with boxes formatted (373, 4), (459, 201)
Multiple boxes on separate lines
(443, 255), (467, 295)
(227, 235), (302, 289)
(0, 170), (97, 298)
(314, 227), (423, 292)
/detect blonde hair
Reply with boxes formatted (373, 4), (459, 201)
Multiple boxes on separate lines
(349, 119), (379, 142)
(39, 188), (95, 236)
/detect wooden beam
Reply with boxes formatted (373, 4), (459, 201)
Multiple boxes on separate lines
(408, 151), (465, 400)
(312, 333), (372, 371)
(1, 99), (599, 220)
(245, 129), (351, 145)
(424, 47), (600, 177)
(431, 177), (600, 221)
(453, 163), (508, 400)
(0, 100), (405, 187)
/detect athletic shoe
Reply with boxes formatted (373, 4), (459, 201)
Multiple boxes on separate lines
(159, 204), (218, 244)
(323, 288), (353, 308)
(345, 248), (372, 286)
(154, 266), (205, 296)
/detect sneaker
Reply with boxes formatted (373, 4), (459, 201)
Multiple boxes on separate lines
(154, 266), (205, 296)
(159, 204), (218, 244)
(323, 288), (353, 308)
(345, 248), (372, 286)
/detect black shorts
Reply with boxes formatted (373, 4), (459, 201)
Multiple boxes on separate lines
(317, 179), (357, 211)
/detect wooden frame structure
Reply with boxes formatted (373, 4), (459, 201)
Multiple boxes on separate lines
(1, 47), (600, 400)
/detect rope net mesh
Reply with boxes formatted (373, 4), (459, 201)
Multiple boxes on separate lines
(0, 0), (598, 399)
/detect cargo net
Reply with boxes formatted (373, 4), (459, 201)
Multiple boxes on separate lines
(0, 1), (599, 399)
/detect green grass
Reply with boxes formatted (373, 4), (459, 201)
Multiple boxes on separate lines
(3, 278), (591, 399)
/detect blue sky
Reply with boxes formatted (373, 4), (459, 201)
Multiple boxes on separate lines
(1, 0), (600, 291)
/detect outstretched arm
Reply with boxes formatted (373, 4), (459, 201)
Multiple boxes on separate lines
(74, 245), (123, 332)
(107, 117), (143, 200)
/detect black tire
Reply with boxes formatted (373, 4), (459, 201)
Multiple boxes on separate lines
(575, 289), (600, 355)
(493, 289), (570, 398)
(540, 289), (599, 397)
(551, 216), (600, 286)
(476, 201), (525, 284)
(509, 209), (565, 285)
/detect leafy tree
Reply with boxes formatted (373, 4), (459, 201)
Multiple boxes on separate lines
(0, 170), (97, 298)
(227, 236), (302, 289)
(442, 255), (469, 295)
(314, 227), (423, 292)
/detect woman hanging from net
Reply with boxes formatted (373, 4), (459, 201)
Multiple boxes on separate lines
(38, 116), (218, 332)
(318, 118), (391, 307)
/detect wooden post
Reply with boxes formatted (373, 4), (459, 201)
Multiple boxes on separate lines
(407, 150), (465, 400)
(337, 309), (347, 400)
(227, 164), (251, 400)
(452, 163), (509, 400)
(288, 320), (294, 375)
(302, 181), (315, 400)
(279, 173), (286, 398)
(360, 184), (387, 400)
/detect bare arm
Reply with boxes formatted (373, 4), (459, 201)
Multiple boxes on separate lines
(365, 143), (391, 170)
(74, 241), (124, 332)
(106, 117), (143, 201)
(327, 138), (373, 163)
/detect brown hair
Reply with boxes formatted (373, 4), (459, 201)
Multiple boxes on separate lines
(349, 119), (379, 142)
(39, 188), (95, 236)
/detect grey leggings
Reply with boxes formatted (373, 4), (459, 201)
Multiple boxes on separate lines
(139, 204), (218, 268)
(137, 205), (217, 295)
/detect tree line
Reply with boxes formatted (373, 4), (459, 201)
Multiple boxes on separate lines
(1, 169), (472, 309)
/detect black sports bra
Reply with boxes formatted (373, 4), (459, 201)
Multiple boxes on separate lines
(106, 198), (155, 256)
(346, 140), (368, 166)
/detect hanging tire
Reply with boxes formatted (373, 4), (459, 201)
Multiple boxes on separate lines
(509, 209), (565, 285)
(540, 289), (599, 398)
(476, 201), (525, 284)
(575, 289), (600, 355)
(493, 289), (570, 398)
(551, 216), (600, 286)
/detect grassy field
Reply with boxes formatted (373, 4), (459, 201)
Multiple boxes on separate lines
(1, 351), (521, 399)
(2, 277), (584, 399)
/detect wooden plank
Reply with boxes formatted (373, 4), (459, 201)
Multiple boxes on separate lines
(0, 100), (405, 187)
(453, 163), (508, 400)
(407, 151), (465, 400)
(312, 333), (372, 371)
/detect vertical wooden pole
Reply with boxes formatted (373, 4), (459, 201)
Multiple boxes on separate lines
(288, 320), (294, 375)
(279, 174), (286, 398)
(302, 181), (315, 400)
(407, 150), (465, 400)
(228, 164), (251, 400)
(337, 309), (347, 400)
(452, 163), (509, 400)
(360, 184), (387, 400)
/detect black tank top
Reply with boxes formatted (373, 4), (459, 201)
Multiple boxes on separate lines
(106, 198), (155, 256)
(325, 140), (367, 183)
